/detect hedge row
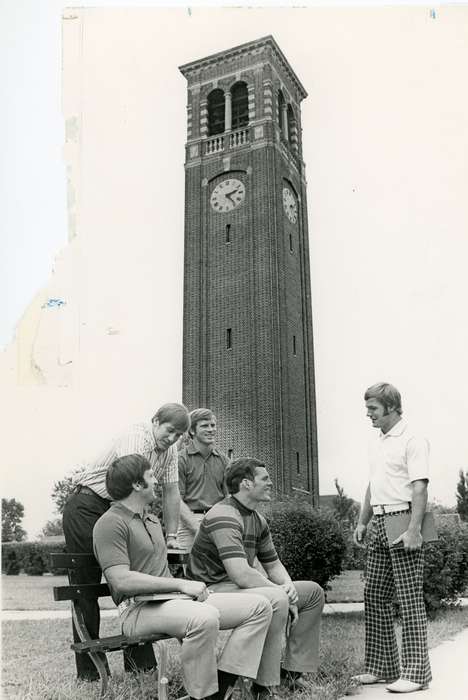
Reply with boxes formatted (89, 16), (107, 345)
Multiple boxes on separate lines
(2, 540), (67, 575)
(3, 507), (467, 620)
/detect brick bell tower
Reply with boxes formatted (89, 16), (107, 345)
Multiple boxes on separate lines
(179, 36), (319, 503)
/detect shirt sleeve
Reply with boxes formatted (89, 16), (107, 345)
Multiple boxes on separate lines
(407, 436), (430, 482)
(93, 514), (130, 572)
(205, 511), (247, 561)
(114, 426), (151, 459)
(256, 519), (279, 565)
(178, 450), (188, 497)
(159, 444), (179, 484)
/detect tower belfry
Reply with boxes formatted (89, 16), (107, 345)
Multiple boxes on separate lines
(179, 36), (319, 502)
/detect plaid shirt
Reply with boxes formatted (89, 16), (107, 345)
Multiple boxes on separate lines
(78, 422), (178, 499)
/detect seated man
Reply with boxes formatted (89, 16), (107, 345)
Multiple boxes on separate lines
(187, 457), (325, 700)
(178, 408), (230, 550)
(93, 454), (273, 700)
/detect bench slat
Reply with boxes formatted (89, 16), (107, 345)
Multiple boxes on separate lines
(54, 583), (111, 601)
(50, 552), (99, 568)
(72, 633), (172, 653)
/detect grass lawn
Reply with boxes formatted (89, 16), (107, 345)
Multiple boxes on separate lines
(3, 607), (468, 700)
(1, 570), (365, 611)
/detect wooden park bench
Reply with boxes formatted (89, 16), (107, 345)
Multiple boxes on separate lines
(51, 550), (188, 699)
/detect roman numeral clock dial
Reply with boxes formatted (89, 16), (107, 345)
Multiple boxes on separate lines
(210, 178), (246, 213)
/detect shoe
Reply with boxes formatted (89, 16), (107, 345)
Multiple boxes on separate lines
(352, 673), (387, 685)
(280, 670), (309, 691)
(386, 679), (428, 693)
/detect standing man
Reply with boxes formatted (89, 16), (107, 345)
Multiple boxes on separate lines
(178, 408), (229, 549)
(353, 383), (431, 693)
(93, 454), (273, 700)
(188, 458), (325, 700)
(62, 402), (190, 680)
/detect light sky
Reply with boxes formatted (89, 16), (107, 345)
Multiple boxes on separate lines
(2, 1), (468, 537)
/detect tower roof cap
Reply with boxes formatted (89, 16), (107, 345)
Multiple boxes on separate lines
(179, 35), (307, 100)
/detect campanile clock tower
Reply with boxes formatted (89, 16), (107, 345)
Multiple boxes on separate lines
(179, 36), (319, 503)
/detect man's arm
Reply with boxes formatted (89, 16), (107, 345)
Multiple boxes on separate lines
(222, 557), (278, 590)
(262, 559), (298, 604)
(353, 483), (373, 546)
(162, 482), (181, 546)
(393, 478), (428, 550)
(179, 498), (202, 532)
(104, 564), (209, 601)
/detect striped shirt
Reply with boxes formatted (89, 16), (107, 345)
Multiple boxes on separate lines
(187, 495), (279, 584)
(78, 422), (178, 499)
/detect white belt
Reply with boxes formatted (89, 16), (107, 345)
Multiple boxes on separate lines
(118, 597), (136, 616)
(372, 503), (410, 515)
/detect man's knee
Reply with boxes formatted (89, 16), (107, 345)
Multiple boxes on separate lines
(296, 580), (325, 610)
(190, 603), (220, 636)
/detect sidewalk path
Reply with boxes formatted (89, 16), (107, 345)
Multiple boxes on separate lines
(345, 627), (468, 700)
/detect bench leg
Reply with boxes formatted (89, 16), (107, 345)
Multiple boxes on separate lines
(156, 641), (169, 700)
(87, 651), (110, 698)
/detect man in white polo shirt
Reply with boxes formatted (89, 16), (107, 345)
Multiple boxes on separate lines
(353, 383), (431, 694)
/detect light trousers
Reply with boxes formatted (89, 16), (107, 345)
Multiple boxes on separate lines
(208, 580), (325, 687)
(122, 592), (272, 699)
(177, 512), (204, 551)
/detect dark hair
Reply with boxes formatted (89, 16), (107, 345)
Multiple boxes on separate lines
(364, 382), (403, 415)
(189, 408), (216, 437)
(106, 454), (151, 500)
(151, 403), (190, 431)
(226, 458), (266, 495)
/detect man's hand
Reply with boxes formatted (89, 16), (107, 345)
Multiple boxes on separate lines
(392, 529), (423, 551)
(280, 581), (299, 605)
(178, 580), (209, 602)
(166, 536), (181, 550)
(353, 523), (367, 547)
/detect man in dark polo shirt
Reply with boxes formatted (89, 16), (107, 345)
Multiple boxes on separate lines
(93, 454), (273, 700)
(178, 408), (229, 549)
(187, 458), (325, 700)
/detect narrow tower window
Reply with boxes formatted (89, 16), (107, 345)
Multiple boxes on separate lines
(228, 449), (234, 459)
(226, 328), (232, 350)
(289, 234), (293, 253)
(208, 89), (225, 135)
(293, 335), (297, 356)
(296, 452), (300, 474)
(231, 82), (249, 130)
(226, 224), (231, 243)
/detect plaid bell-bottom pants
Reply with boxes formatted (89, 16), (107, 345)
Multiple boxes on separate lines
(364, 514), (432, 685)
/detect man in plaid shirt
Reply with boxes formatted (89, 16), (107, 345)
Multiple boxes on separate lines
(62, 402), (190, 680)
(353, 383), (431, 694)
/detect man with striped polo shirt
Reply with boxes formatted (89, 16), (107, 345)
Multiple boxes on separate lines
(62, 402), (190, 680)
(187, 457), (325, 700)
(353, 383), (431, 693)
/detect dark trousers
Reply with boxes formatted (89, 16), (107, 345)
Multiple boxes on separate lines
(63, 489), (156, 680)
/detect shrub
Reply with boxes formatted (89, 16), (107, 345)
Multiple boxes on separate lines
(423, 518), (468, 616)
(1, 540), (67, 575)
(267, 501), (347, 589)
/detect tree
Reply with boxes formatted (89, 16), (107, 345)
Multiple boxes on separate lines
(2, 498), (27, 542)
(332, 478), (359, 529)
(51, 467), (86, 514)
(40, 517), (64, 538)
(456, 470), (468, 522)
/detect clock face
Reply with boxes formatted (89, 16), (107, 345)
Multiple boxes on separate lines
(282, 186), (298, 223)
(210, 178), (246, 213)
